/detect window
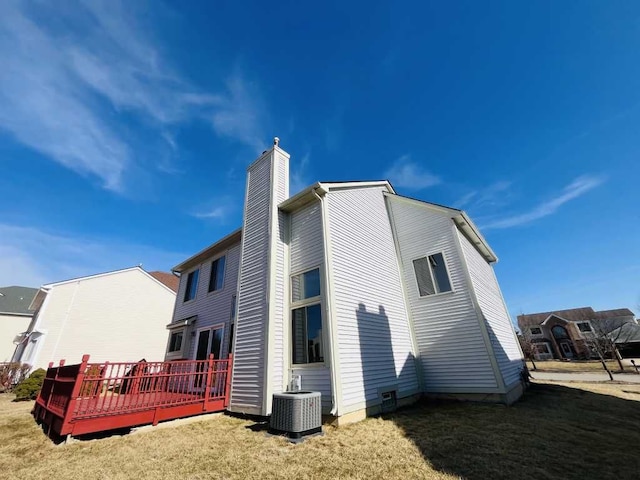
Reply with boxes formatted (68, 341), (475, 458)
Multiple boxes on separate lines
(168, 331), (183, 353)
(535, 344), (550, 354)
(413, 252), (452, 296)
(208, 256), (226, 292)
(576, 322), (592, 333)
(530, 327), (542, 335)
(291, 268), (323, 364)
(184, 269), (199, 302)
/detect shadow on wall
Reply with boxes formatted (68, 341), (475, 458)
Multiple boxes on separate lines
(356, 303), (418, 414)
(484, 319), (526, 392)
(391, 382), (640, 480)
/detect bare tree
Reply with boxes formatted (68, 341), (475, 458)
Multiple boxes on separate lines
(518, 331), (538, 371)
(582, 317), (637, 379)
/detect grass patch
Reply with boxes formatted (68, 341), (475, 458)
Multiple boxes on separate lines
(528, 359), (623, 373)
(1, 381), (640, 479)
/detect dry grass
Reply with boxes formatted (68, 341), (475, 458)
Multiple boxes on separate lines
(2, 381), (640, 480)
(528, 359), (622, 373)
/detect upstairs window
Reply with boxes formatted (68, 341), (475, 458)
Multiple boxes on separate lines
(413, 252), (452, 296)
(291, 268), (323, 365)
(576, 322), (592, 333)
(184, 269), (199, 302)
(208, 256), (226, 292)
(530, 327), (542, 335)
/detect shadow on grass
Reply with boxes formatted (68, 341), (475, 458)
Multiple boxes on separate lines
(391, 383), (640, 480)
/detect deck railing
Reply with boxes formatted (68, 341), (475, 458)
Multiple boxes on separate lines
(33, 354), (233, 438)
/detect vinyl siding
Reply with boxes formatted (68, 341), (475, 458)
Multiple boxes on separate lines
(458, 229), (523, 387)
(171, 242), (241, 361)
(269, 152), (289, 401)
(0, 314), (31, 362)
(24, 269), (175, 370)
(327, 187), (419, 413)
(230, 154), (271, 412)
(386, 196), (499, 392)
(289, 200), (332, 411)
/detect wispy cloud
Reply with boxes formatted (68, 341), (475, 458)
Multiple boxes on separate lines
(482, 175), (605, 230)
(0, 223), (185, 287)
(0, 1), (265, 192)
(290, 153), (311, 195)
(190, 197), (235, 222)
(453, 181), (512, 210)
(384, 155), (441, 190)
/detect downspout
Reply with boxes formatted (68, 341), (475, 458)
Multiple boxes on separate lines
(312, 187), (342, 417)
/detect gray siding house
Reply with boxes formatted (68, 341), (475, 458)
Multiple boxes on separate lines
(164, 139), (524, 423)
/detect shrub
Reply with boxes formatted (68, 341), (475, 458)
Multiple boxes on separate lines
(13, 368), (46, 401)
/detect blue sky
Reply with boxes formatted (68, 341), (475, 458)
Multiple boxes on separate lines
(1, 1), (638, 321)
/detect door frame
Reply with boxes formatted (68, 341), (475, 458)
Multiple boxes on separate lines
(192, 323), (225, 392)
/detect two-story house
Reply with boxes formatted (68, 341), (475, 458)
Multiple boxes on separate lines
(164, 139), (524, 424)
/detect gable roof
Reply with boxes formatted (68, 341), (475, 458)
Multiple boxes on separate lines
(149, 271), (179, 292)
(172, 229), (242, 274)
(0, 286), (38, 316)
(518, 307), (636, 328)
(384, 192), (499, 263)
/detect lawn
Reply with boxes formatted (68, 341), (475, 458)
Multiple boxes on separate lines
(2, 381), (640, 480)
(527, 359), (625, 373)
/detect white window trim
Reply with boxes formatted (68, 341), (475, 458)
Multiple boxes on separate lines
(207, 252), (227, 295)
(289, 265), (327, 368)
(183, 267), (200, 303)
(575, 321), (594, 336)
(411, 250), (455, 298)
(193, 323), (226, 361)
(165, 316), (196, 360)
(529, 326), (544, 337)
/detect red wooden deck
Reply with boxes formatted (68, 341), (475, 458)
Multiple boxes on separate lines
(33, 354), (232, 438)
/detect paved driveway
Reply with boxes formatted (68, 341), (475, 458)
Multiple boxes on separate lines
(531, 371), (640, 383)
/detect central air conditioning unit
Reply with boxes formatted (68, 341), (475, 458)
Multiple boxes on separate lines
(269, 391), (322, 441)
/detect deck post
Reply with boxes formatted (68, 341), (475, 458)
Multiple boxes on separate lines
(61, 354), (90, 436)
(203, 354), (215, 411)
(224, 354), (233, 408)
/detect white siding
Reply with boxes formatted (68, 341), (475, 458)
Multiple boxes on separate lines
(230, 147), (289, 415)
(25, 269), (175, 370)
(458, 229), (523, 387)
(289, 200), (332, 411)
(0, 314), (31, 362)
(327, 187), (419, 413)
(386, 196), (499, 392)
(171, 243), (241, 361)
(269, 152), (289, 402)
(231, 154), (271, 412)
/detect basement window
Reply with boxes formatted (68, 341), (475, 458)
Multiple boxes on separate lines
(413, 252), (452, 296)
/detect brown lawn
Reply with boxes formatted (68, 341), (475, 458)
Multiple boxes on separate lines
(2, 380), (640, 480)
(527, 359), (626, 373)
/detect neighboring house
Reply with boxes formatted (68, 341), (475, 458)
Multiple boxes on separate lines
(164, 139), (524, 423)
(517, 307), (637, 360)
(12, 267), (177, 370)
(0, 286), (37, 362)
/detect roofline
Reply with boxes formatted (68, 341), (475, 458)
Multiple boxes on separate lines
(279, 180), (395, 213)
(383, 192), (498, 263)
(0, 311), (32, 317)
(42, 266), (145, 288)
(172, 228), (242, 274)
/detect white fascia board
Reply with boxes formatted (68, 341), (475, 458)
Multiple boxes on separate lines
(41, 266), (142, 289)
(383, 192), (498, 263)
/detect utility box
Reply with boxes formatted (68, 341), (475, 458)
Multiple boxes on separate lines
(269, 391), (322, 440)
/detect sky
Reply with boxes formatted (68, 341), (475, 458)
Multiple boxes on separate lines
(0, 0), (639, 322)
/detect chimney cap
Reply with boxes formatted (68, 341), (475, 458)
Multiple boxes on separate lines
(273, 136), (280, 146)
